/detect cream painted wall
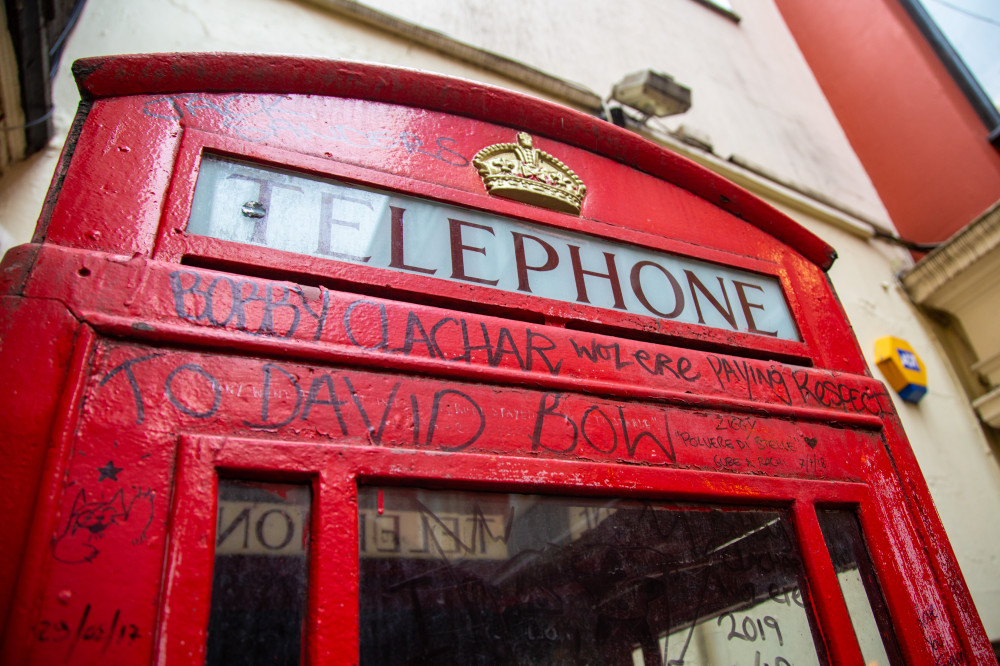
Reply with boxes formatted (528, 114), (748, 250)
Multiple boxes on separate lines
(355, 0), (892, 225)
(1, 0), (894, 252)
(1, 0), (998, 641)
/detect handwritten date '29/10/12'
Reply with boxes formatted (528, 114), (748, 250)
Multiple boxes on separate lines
(35, 604), (141, 660)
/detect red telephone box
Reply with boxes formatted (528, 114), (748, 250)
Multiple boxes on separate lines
(0, 53), (993, 665)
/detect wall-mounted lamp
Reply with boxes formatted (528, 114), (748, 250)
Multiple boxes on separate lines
(610, 69), (692, 119)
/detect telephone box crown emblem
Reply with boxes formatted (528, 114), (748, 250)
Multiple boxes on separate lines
(473, 132), (586, 215)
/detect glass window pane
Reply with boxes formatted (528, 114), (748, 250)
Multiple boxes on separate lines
(817, 509), (903, 666)
(206, 479), (311, 666)
(359, 487), (824, 666)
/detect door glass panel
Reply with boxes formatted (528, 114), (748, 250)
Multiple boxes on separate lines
(817, 509), (902, 666)
(206, 479), (311, 665)
(358, 487), (824, 665)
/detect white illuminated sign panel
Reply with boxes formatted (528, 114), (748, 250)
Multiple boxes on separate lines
(188, 155), (799, 340)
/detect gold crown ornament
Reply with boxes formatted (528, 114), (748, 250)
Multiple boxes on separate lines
(473, 132), (587, 215)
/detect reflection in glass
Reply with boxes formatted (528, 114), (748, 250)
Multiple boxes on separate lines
(359, 488), (824, 665)
(817, 509), (902, 666)
(206, 479), (311, 666)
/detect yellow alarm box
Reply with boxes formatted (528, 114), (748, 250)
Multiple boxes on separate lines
(874, 336), (927, 403)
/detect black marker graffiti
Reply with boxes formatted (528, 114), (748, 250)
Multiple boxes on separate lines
(52, 487), (155, 564)
(530, 392), (676, 462)
(706, 355), (792, 405)
(790, 369), (889, 416)
(143, 93), (470, 166)
(97, 353), (162, 424)
(96, 460), (122, 482)
(343, 299), (563, 375)
(168, 271), (323, 339)
(36, 604), (141, 661)
(570, 337), (700, 382)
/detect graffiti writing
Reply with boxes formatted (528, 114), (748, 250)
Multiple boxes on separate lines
(571, 337), (700, 381)
(52, 487), (155, 564)
(168, 273), (563, 376)
(97, 349), (678, 463)
(917, 604), (969, 666)
(343, 299), (563, 375)
(530, 392), (676, 462)
(799, 453), (826, 473)
(143, 93), (469, 165)
(717, 612), (784, 647)
(164, 270), (894, 425)
(36, 604), (141, 661)
(790, 369), (888, 415)
(707, 354), (793, 405)
(707, 353), (891, 417)
(169, 271), (327, 340)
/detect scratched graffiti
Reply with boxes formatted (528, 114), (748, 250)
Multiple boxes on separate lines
(142, 93), (469, 166)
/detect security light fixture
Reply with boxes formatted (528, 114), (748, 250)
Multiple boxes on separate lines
(611, 70), (692, 118)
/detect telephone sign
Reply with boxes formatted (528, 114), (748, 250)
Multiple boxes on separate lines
(0, 53), (992, 666)
(189, 154), (798, 340)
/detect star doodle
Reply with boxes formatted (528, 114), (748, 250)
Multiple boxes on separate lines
(97, 460), (124, 482)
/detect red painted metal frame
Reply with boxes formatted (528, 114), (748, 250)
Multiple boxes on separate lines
(6, 244), (894, 432)
(0, 53), (994, 665)
(0, 325), (98, 665)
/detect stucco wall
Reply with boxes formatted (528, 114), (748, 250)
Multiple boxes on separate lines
(1, 0), (999, 641)
(355, 0), (892, 226)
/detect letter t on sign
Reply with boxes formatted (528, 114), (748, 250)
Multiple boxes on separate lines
(227, 174), (302, 245)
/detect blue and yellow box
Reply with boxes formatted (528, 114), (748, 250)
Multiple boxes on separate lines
(874, 336), (927, 403)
